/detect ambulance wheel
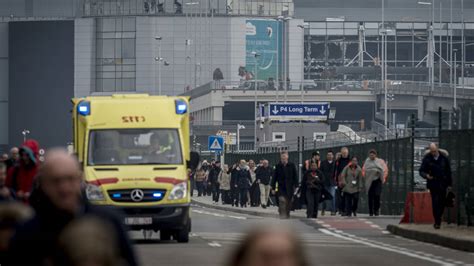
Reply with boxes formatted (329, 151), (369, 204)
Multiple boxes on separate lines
(176, 219), (191, 243)
(160, 230), (172, 241)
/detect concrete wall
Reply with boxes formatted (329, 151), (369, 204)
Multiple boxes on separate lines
(74, 18), (95, 97)
(0, 0), (80, 17)
(8, 21), (75, 148)
(0, 23), (8, 152)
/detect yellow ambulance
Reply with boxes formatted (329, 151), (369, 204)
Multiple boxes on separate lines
(72, 94), (199, 243)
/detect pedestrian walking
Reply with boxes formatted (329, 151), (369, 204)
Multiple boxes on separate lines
(195, 167), (207, 197)
(218, 164), (232, 204)
(209, 161), (222, 203)
(236, 160), (252, 208)
(335, 147), (351, 216)
(256, 159), (272, 208)
(419, 143), (452, 229)
(4, 147), (19, 171)
(362, 150), (388, 216)
(7, 149), (137, 266)
(339, 156), (363, 217)
(230, 161), (240, 207)
(320, 151), (336, 216)
(272, 152), (298, 219)
(248, 160), (260, 207)
(303, 152), (320, 173)
(0, 163), (16, 201)
(6, 140), (40, 203)
(303, 161), (324, 219)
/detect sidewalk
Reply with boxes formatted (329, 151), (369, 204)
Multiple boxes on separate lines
(387, 223), (474, 252)
(191, 195), (399, 220)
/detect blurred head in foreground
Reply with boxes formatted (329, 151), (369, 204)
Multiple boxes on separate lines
(228, 226), (307, 266)
(57, 216), (126, 266)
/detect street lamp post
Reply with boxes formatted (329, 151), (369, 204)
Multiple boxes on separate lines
(418, 1), (435, 92)
(154, 56), (170, 94)
(21, 129), (30, 143)
(251, 51), (260, 151)
(454, 49), (458, 108)
(154, 36), (162, 95)
(237, 124), (245, 152)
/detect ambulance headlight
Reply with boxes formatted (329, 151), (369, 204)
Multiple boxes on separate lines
(77, 101), (91, 116)
(168, 182), (187, 200)
(85, 183), (105, 201)
(175, 100), (187, 114)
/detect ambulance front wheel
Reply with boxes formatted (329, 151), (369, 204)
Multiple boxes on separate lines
(176, 219), (191, 243)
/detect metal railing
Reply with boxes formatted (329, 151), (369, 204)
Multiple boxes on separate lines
(225, 136), (414, 215)
(81, 0), (294, 17)
(439, 129), (474, 226)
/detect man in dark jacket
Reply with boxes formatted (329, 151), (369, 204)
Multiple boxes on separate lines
(7, 149), (138, 266)
(236, 160), (252, 208)
(256, 159), (272, 208)
(335, 147), (351, 216)
(209, 161), (222, 203)
(320, 151), (336, 216)
(271, 152), (298, 219)
(419, 143), (452, 229)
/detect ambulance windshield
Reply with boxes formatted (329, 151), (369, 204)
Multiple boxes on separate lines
(88, 129), (183, 165)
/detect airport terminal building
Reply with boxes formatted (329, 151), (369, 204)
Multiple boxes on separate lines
(0, 0), (473, 150)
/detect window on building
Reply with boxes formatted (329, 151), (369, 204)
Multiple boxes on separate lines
(96, 17), (136, 92)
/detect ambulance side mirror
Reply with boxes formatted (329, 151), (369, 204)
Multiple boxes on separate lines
(188, 151), (200, 171)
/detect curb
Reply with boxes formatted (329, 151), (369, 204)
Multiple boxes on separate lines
(386, 224), (474, 253)
(191, 199), (283, 219)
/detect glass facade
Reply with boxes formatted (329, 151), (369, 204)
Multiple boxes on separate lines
(304, 21), (474, 82)
(96, 17), (136, 92)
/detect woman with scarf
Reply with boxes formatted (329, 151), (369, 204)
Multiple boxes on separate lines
(362, 150), (388, 216)
(339, 157), (363, 217)
(302, 161), (324, 219)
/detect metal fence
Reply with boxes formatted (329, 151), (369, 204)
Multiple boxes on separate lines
(225, 136), (413, 215)
(439, 129), (474, 226)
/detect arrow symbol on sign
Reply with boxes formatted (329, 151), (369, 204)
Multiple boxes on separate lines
(272, 105), (279, 115)
(320, 105), (327, 115)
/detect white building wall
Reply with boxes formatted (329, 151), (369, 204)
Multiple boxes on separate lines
(0, 23), (9, 147)
(74, 18), (96, 97)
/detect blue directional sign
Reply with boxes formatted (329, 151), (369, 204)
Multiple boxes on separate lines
(268, 103), (330, 121)
(208, 135), (224, 152)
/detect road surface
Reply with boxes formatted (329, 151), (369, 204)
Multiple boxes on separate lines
(132, 205), (474, 266)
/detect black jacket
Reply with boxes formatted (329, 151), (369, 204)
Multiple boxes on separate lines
(236, 168), (252, 189)
(7, 193), (137, 266)
(419, 152), (452, 191)
(335, 157), (351, 180)
(320, 160), (336, 187)
(303, 169), (324, 191)
(271, 161), (298, 198)
(256, 166), (272, 185)
(208, 166), (221, 184)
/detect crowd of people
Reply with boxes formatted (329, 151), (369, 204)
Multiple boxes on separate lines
(190, 148), (390, 219)
(0, 140), (138, 266)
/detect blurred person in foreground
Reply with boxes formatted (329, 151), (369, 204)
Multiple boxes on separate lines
(419, 143), (452, 229)
(272, 152), (298, 219)
(4, 147), (19, 171)
(6, 148), (137, 266)
(227, 226), (307, 266)
(0, 203), (33, 262)
(56, 216), (128, 266)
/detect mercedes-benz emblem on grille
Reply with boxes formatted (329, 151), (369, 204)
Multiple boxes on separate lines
(130, 189), (144, 202)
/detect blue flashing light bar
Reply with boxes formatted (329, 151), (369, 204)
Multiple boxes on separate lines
(175, 99), (187, 114)
(153, 192), (163, 198)
(112, 193), (121, 198)
(77, 101), (91, 116)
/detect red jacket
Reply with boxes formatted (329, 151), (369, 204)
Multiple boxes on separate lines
(7, 140), (40, 194)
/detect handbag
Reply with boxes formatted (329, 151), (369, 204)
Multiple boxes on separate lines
(445, 191), (456, 208)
